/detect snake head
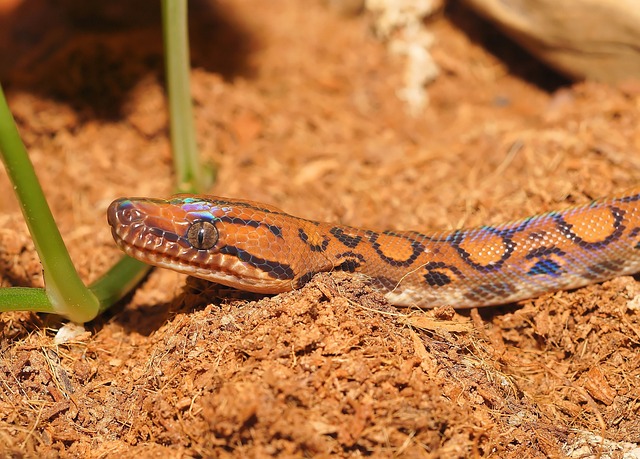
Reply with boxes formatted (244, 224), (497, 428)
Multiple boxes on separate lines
(107, 196), (302, 293)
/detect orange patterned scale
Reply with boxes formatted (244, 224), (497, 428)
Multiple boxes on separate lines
(107, 187), (640, 308)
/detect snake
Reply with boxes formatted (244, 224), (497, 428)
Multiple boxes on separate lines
(107, 187), (640, 308)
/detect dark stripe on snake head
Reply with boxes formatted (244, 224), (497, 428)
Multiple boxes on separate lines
(218, 216), (283, 238)
(218, 245), (295, 280)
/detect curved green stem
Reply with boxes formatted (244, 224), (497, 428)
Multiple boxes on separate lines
(0, 85), (99, 322)
(91, 256), (150, 314)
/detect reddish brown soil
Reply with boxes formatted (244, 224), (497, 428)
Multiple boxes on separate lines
(1, 1), (639, 457)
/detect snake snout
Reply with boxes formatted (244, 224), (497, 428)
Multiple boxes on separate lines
(107, 198), (144, 229)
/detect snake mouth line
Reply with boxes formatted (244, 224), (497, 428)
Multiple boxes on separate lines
(110, 220), (298, 294)
(114, 235), (291, 294)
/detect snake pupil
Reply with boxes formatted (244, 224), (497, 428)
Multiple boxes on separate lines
(187, 221), (218, 250)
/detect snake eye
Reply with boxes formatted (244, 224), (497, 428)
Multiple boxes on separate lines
(187, 221), (218, 250)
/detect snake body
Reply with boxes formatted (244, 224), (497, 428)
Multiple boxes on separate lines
(108, 187), (640, 308)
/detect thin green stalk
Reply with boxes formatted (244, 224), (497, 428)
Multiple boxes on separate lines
(91, 256), (149, 314)
(162, 0), (211, 193)
(0, 288), (55, 313)
(0, 85), (99, 322)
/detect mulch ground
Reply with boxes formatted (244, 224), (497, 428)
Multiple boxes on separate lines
(1, 1), (639, 457)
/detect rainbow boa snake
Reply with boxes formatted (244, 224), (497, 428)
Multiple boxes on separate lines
(108, 187), (640, 308)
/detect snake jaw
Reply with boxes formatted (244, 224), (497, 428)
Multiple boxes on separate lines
(108, 197), (191, 267)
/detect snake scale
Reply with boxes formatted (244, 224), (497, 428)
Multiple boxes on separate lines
(108, 187), (640, 308)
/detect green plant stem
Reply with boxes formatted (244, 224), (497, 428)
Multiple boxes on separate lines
(0, 85), (100, 322)
(0, 288), (55, 313)
(91, 256), (149, 314)
(162, 0), (209, 194)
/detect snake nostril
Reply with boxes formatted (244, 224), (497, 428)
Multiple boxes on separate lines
(107, 199), (143, 227)
(120, 207), (143, 224)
